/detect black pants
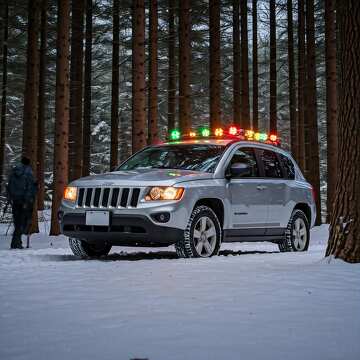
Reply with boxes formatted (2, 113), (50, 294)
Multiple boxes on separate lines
(11, 201), (33, 248)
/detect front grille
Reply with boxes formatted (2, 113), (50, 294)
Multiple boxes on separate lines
(76, 187), (141, 208)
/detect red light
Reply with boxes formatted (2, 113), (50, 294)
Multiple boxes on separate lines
(228, 126), (238, 136)
(214, 128), (224, 136)
(269, 134), (277, 142)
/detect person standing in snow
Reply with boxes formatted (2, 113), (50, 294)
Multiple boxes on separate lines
(6, 157), (37, 249)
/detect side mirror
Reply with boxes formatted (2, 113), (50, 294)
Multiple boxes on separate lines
(227, 162), (251, 178)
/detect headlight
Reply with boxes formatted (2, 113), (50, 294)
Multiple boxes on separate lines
(63, 186), (77, 202)
(145, 187), (184, 201)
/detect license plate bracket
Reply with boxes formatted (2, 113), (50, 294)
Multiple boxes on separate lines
(85, 211), (110, 226)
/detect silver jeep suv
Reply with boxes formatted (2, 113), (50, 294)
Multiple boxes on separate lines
(60, 138), (316, 258)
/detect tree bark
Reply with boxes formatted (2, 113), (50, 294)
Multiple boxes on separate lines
(50, 0), (70, 235)
(287, 0), (297, 160)
(178, 0), (191, 133)
(305, 0), (321, 225)
(209, 0), (221, 129)
(148, 0), (158, 143)
(269, 0), (277, 133)
(69, 0), (84, 181)
(325, 0), (338, 222)
(82, 0), (92, 176)
(37, 0), (47, 210)
(0, 0), (8, 191)
(297, 0), (306, 171)
(23, 0), (41, 233)
(132, 0), (146, 153)
(110, 0), (120, 169)
(233, 0), (241, 126)
(252, 0), (258, 131)
(326, 0), (360, 263)
(167, 0), (176, 132)
(240, 0), (250, 129)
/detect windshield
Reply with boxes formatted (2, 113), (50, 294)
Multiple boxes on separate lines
(118, 144), (225, 173)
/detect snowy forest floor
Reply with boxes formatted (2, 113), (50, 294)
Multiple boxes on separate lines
(0, 216), (359, 360)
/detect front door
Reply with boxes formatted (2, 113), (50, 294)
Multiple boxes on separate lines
(227, 147), (268, 237)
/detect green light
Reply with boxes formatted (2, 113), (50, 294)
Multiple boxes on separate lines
(201, 128), (210, 137)
(170, 129), (181, 140)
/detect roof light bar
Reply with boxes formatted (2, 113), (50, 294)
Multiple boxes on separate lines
(168, 126), (280, 145)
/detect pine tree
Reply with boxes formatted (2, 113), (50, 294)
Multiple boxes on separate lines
(252, 0), (258, 131)
(69, 0), (84, 181)
(110, 0), (120, 170)
(305, 0), (321, 225)
(82, 0), (92, 176)
(297, 0), (306, 171)
(326, 0), (360, 263)
(269, 0), (277, 133)
(0, 0), (8, 191)
(233, 0), (241, 126)
(37, 0), (47, 210)
(148, 0), (158, 143)
(209, 0), (221, 129)
(287, 0), (297, 159)
(50, 0), (70, 235)
(325, 0), (338, 221)
(240, 0), (249, 128)
(132, 0), (146, 152)
(167, 0), (176, 132)
(178, 0), (191, 133)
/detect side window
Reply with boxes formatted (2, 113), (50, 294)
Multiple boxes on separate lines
(228, 147), (259, 177)
(279, 153), (295, 180)
(259, 150), (283, 178)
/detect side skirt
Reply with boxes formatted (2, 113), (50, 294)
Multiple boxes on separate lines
(223, 228), (286, 243)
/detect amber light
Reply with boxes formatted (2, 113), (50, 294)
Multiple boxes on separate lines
(214, 128), (224, 137)
(145, 187), (185, 201)
(189, 131), (197, 137)
(64, 186), (77, 202)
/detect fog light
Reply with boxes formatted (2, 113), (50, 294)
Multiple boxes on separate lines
(151, 212), (170, 223)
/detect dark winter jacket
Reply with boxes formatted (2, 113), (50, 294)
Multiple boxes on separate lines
(7, 164), (37, 204)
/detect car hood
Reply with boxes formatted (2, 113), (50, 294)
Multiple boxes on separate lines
(70, 169), (213, 187)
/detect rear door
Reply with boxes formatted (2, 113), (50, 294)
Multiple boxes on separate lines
(227, 146), (268, 236)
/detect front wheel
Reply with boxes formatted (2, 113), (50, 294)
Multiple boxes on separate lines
(69, 238), (112, 258)
(175, 205), (222, 258)
(278, 209), (310, 252)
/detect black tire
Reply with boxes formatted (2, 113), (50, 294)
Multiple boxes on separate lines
(278, 209), (310, 252)
(175, 205), (222, 258)
(69, 238), (112, 258)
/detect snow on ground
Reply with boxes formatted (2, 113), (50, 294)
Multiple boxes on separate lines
(0, 217), (359, 360)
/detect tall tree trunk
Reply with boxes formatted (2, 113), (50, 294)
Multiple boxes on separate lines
(23, 0), (41, 233)
(50, 0), (70, 235)
(252, 0), (258, 131)
(82, 0), (92, 176)
(326, 0), (360, 263)
(305, 0), (321, 225)
(209, 0), (221, 129)
(287, 0), (297, 159)
(325, 0), (337, 222)
(69, 0), (84, 181)
(167, 0), (176, 132)
(37, 0), (47, 211)
(178, 0), (191, 133)
(240, 0), (250, 128)
(269, 0), (277, 133)
(0, 0), (8, 191)
(110, 0), (119, 169)
(233, 0), (241, 126)
(297, 0), (306, 171)
(148, 0), (158, 143)
(132, 0), (146, 152)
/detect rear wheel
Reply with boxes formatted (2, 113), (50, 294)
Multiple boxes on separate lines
(278, 209), (310, 252)
(175, 205), (222, 258)
(69, 238), (112, 258)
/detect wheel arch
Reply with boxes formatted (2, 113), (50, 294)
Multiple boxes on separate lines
(193, 198), (224, 227)
(293, 203), (311, 225)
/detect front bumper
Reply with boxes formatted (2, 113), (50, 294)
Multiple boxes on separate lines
(60, 212), (183, 247)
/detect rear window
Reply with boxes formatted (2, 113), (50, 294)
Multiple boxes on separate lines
(279, 153), (295, 180)
(258, 149), (283, 178)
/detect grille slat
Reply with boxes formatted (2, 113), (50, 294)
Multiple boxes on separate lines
(130, 188), (140, 207)
(111, 188), (120, 207)
(120, 188), (130, 207)
(85, 188), (93, 207)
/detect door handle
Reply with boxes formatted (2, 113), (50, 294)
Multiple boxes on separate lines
(256, 185), (267, 191)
